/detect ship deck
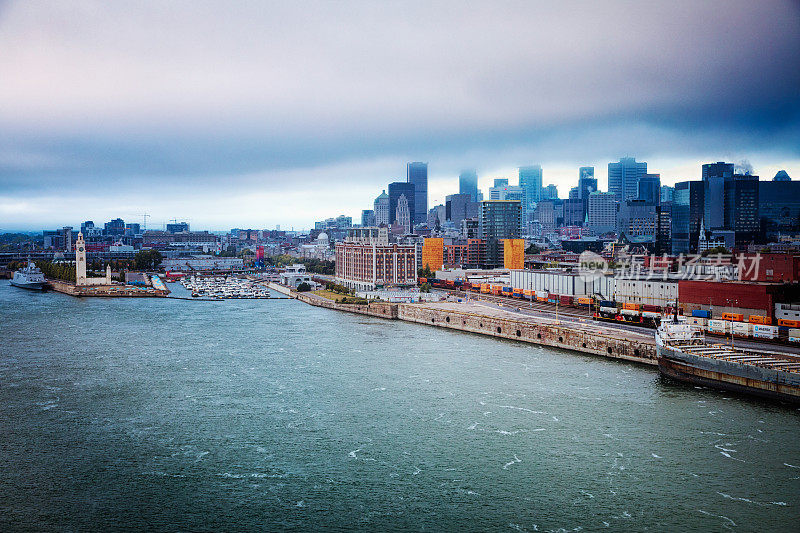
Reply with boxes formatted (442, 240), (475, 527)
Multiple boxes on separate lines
(668, 342), (800, 373)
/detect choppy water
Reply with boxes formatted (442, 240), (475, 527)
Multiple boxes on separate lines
(1, 281), (799, 531)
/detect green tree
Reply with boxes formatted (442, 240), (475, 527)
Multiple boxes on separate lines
(296, 282), (312, 292)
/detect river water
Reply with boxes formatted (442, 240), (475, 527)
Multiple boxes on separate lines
(1, 281), (798, 531)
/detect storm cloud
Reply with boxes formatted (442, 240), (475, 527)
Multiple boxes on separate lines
(1, 0), (799, 229)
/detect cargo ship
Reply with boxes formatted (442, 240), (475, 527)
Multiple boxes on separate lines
(656, 318), (800, 404)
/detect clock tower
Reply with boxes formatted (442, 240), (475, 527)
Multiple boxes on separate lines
(75, 232), (87, 285)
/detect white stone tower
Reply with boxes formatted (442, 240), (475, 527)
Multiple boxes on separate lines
(75, 231), (87, 285)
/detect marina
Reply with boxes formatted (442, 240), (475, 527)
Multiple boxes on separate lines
(181, 275), (271, 299)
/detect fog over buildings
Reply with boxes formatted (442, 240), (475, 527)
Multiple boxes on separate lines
(0, 0), (798, 230)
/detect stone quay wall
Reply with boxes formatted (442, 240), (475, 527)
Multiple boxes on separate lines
(269, 282), (657, 365)
(397, 305), (656, 365)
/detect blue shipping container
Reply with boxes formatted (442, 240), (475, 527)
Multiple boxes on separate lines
(692, 310), (710, 318)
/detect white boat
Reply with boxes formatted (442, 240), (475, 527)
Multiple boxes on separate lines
(10, 261), (47, 290)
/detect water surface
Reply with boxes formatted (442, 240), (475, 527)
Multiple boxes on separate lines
(1, 282), (798, 531)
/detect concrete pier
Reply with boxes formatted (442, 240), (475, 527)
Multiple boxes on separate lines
(48, 279), (168, 297)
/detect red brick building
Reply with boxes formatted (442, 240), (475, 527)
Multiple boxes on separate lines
(334, 228), (417, 290)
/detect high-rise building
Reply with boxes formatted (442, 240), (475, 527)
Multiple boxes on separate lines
(396, 194), (411, 233)
(730, 174), (759, 244)
(374, 190), (389, 226)
(702, 161), (734, 181)
(361, 209), (376, 227)
(407, 162), (428, 225)
(637, 174), (661, 205)
(488, 183), (524, 202)
(608, 157), (647, 202)
(578, 167), (597, 200)
(519, 165), (542, 222)
(459, 169), (479, 201)
(702, 163), (759, 245)
(617, 200), (657, 239)
(702, 162), (734, 230)
(105, 218), (125, 236)
(660, 185), (674, 204)
(427, 204), (447, 230)
(587, 192), (618, 235)
(562, 198), (585, 226)
(657, 203), (672, 255)
(671, 181), (705, 254)
(542, 184), (558, 200)
(490, 178), (509, 199)
(759, 178), (800, 239)
(445, 193), (479, 227)
(388, 182), (415, 229)
(479, 200), (522, 268)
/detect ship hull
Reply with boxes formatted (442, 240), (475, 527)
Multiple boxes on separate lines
(658, 346), (800, 404)
(10, 280), (46, 290)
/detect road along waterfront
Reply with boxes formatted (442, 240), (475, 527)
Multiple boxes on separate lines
(2, 280), (799, 531)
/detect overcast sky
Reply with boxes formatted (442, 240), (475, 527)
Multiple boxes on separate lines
(1, 0), (799, 231)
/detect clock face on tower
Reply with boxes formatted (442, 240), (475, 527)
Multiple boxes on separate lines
(79, 247), (84, 252)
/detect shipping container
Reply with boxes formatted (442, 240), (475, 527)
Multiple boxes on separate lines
(598, 300), (615, 308)
(789, 328), (800, 343)
(721, 312), (744, 322)
(512, 288), (523, 298)
(778, 319), (800, 328)
(708, 319), (730, 334)
(692, 309), (711, 318)
(523, 289), (534, 299)
(620, 308), (639, 316)
(599, 306), (617, 314)
(642, 304), (661, 312)
(536, 290), (549, 300)
(687, 317), (707, 327)
(731, 322), (753, 337)
(502, 286), (513, 296)
(753, 324), (778, 339)
(642, 311), (660, 319)
(577, 297), (592, 306)
(480, 283), (490, 294)
(548, 297), (559, 304)
(622, 303), (640, 311)
(747, 315), (771, 325)
(560, 295), (573, 305)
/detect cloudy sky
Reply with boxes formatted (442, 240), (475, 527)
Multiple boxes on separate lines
(1, 0), (799, 231)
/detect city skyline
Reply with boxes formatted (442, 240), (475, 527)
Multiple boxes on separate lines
(1, 1), (799, 230)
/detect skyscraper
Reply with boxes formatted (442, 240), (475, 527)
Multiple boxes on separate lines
(587, 192), (618, 235)
(459, 169), (479, 202)
(608, 157), (647, 202)
(374, 190), (389, 226)
(396, 194), (411, 233)
(702, 162), (734, 230)
(407, 162), (428, 225)
(671, 181), (705, 254)
(578, 167), (597, 200)
(519, 165), (542, 219)
(759, 178), (800, 239)
(388, 182), (416, 229)
(542, 184), (558, 200)
(660, 185), (674, 204)
(637, 174), (661, 205)
(445, 193), (479, 227)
